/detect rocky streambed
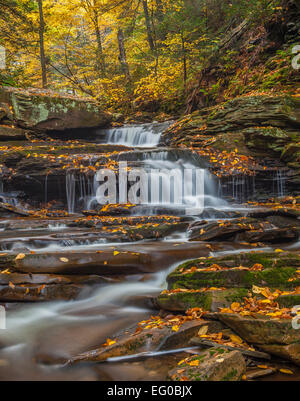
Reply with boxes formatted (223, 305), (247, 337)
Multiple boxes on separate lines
(0, 88), (299, 381)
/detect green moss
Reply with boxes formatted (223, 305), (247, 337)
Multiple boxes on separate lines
(168, 267), (300, 291)
(221, 368), (238, 381)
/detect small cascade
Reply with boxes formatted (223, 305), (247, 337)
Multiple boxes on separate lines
(66, 173), (76, 214)
(0, 179), (20, 206)
(44, 175), (48, 204)
(97, 122), (172, 148)
(275, 170), (286, 197)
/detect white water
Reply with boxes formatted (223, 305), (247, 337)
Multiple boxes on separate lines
(99, 122), (172, 148)
(0, 259), (178, 347)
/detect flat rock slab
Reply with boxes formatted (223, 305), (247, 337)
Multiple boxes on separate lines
(0, 242), (229, 275)
(215, 313), (300, 345)
(189, 337), (271, 360)
(188, 217), (299, 243)
(168, 348), (246, 381)
(0, 273), (119, 301)
(215, 313), (300, 366)
(0, 125), (27, 141)
(69, 320), (208, 364)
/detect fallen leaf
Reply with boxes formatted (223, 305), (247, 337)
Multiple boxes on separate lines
(279, 369), (294, 375)
(15, 253), (25, 260)
(198, 325), (209, 336)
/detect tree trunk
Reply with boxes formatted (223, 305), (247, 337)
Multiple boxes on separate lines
(181, 31), (187, 88)
(37, 0), (47, 88)
(94, 12), (106, 77)
(143, 0), (155, 51)
(117, 28), (130, 82)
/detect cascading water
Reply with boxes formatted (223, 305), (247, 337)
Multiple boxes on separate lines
(66, 173), (76, 214)
(275, 170), (286, 197)
(96, 121), (172, 148)
(0, 120), (296, 381)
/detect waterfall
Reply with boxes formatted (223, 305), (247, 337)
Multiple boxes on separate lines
(66, 173), (76, 214)
(97, 122), (172, 148)
(275, 170), (286, 197)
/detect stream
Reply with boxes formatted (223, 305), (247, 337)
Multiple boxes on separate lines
(0, 122), (296, 381)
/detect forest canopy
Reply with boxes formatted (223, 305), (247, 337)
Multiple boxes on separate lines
(0, 0), (292, 112)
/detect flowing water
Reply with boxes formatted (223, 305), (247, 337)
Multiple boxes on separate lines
(97, 121), (171, 147)
(0, 122), (295, 381)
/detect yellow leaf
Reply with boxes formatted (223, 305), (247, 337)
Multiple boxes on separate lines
(275, 249), (284, 253)
(279, 369), (294, 375)
(198, 325), (208, 336)
(15, 253), (25, 260)
(113, 251), (120, 256)
(172, 325), (180, 332)
(231, 302), (240, 311)
(189, 359), (199, 366)
(229, 334), (243, 344)
(257, 365), (269, 369)
(252, 285), (264, 294)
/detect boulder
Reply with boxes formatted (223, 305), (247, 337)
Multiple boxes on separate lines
(0, 87), (112, 131)
(168, 348), (246, 381)
(215, 313), (300, 366)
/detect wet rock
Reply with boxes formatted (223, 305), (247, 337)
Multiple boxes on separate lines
(0, 87), (112, 131)
(188, 216), (299, 243)
(0, 202), (31, 217)
(69, 320), (208, 364)
(168, 348), (246, 381)
(215, 313), (300, 366)
(244, 367), (277, 380)
(0, 125), (27, 141)
(0, 273), (118, 301)
(190, 337), (271, 360)
(257, 344), (300, 366)
(157, 288), (250, 312)
(188, 217), (261, 241)
(236, 227), (298, 243)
